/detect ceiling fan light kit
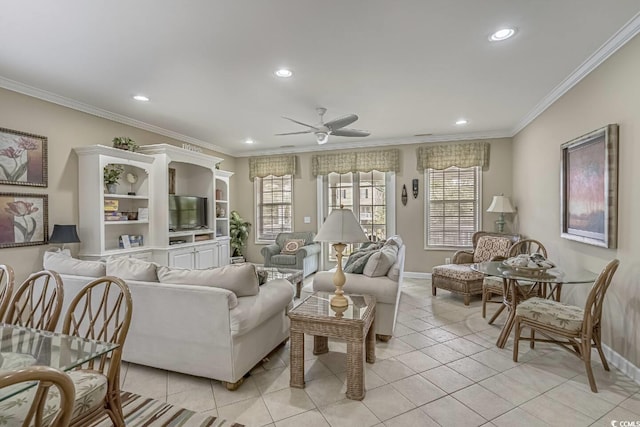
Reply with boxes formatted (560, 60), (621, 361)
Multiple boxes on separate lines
(276, 107), (370, 144)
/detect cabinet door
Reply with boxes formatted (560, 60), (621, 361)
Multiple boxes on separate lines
(218, 240), (230, 266)
(169, 248), (195, 269)
(195, 244), (218, 269)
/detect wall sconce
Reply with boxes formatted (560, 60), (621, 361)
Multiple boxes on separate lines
(401, 185), (408, 206)
(412, 179), (419, 198)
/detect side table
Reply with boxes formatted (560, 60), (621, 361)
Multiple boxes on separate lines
(288, 292), (375, 400)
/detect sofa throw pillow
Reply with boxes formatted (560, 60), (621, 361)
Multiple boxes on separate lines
(106, 257), (159, 282)
(344, 242), (383, 274)
(472, 236), (512, 263)
(280, 239), (306, 254)
(363, 244), (398, 277)
(156, 263), (259, 297)
(43, 251), (106, 277)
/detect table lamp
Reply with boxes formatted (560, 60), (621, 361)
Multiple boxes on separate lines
(486, 195), (515, 233)
(49, 224), (81, 253)
(314, 206), (369, 308)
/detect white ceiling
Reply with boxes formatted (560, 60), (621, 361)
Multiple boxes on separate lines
(1, 1), (639, 156)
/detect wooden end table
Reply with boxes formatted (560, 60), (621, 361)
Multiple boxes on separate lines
(288, 292), (375, 400)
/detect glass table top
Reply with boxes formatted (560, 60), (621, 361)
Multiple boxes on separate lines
(290, 292), (374, 321)
(257, 266), (303, 281)
(0, 323), (119, 401)
(471, 261), (598, 284)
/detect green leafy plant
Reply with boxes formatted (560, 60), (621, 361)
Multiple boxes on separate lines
(230, 210), (251, 258)
(112, 136), (139, 152)
(103, 164), (124, 185)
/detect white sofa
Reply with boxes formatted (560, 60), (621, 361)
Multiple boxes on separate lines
(43, 253), (294, 389)
(300, 236), (405, 340)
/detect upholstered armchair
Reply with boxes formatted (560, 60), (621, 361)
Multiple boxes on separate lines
(431, 231), (520, 305)
(261, 231), (321, 278)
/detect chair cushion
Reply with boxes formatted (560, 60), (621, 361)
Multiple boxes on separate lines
(43, 251), (106, 277)
(270, 254), (297, 266)
(432, 264), (484, 281)
(0, 370), (107, 425)
(0, 352), (37, 370)
(281, 239), (306, 254)
(483, 277), (504, 293)
(157, 263), (259, 297)
(106, 257), (158, 282)
(472, 236), (512, 263)
(516, 298), (584, 332)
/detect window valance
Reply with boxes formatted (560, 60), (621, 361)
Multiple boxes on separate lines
(312, 148), (400, 176)
(416, 142), (490, 171)
(249, 155), (296, 181)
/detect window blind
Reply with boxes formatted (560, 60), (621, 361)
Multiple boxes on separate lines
(426, 166), (480, 247)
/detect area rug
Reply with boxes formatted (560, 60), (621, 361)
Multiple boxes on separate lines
(92, 391), (244, 426)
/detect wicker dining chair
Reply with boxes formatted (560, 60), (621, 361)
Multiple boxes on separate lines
(482, 239), (547, 322)
(0, 365), (75, 427)
(0, 264), (15, 320)
(4, 270), (64, 331)
(62, 276), (132, 427)
(513, 258), (619, 392)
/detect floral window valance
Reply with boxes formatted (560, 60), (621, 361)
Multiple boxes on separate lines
(312, 148), (400, 176)
(416, 142), (490, 171)
(249, 155), (296, 181)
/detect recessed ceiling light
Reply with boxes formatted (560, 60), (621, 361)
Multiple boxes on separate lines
(245, 139), (254, 144)
(456, 119), (468, 125)
(274, 68), (293, 78)
(489, 28), (516, 42)
(133, 95), (149, 102)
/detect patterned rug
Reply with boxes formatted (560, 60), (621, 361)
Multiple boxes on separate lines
(92, 391), (244, 426)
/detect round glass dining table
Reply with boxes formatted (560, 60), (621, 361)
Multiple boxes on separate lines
(471, 261), (597, 348)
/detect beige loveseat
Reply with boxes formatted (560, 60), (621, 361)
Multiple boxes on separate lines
(300, 235), (405, 340)
(43, 252), (294, 390)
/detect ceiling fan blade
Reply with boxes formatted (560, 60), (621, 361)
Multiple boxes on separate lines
(330, 128), (370, 137)
(324, 114), (358, 131)
(282, 116), (320, 130)
(275, 130), (313, 136)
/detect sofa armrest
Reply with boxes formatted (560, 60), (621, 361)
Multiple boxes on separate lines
(296, 242), (321, 259)
(453, 250), (474, 264)
(261, 244), (281, 262)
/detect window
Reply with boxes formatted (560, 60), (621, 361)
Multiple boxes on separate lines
(425, 166), (481, 248)
(255, 175), (293, 241)
(321, 170), (395, 262)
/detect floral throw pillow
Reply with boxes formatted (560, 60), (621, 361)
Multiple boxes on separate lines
(281, 239), (306, 254)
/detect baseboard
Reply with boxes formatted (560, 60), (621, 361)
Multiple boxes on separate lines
(404, 272), (431, 280)
(603, 344), (640, 385)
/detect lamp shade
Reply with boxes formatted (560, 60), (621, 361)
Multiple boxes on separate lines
(314, 208), (369, 244)
(49, 224), (81, 243)
(486, 195), (515, 213)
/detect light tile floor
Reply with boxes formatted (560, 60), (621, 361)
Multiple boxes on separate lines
(118, 278), (640, 426)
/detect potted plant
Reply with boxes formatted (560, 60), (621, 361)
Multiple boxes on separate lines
(112, 136), (139, 152)
(103, 164), (124, 194)
(230, 210), (251, 261)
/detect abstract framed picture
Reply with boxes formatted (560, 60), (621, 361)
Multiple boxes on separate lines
(0, 127), (48, 187)
(560, 124), (618, 248)
(0, 193), (48, 248)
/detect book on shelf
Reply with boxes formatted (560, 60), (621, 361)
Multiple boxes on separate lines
(104, 200), (119, 211)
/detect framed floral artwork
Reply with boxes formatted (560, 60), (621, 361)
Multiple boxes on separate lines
(0, 193), (48, 248)
(560, 124), (618, 248)
(0, 127), (48, 187)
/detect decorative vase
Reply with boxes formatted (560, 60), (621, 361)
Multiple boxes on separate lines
(106, 183), (117, 194)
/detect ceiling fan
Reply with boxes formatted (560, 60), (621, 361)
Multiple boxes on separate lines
(276, 107), (370, 144)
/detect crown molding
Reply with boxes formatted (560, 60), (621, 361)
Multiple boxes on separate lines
(232, 129), (513, 157)
(513, 11), (640, 136)
(0, 76), (233, 156)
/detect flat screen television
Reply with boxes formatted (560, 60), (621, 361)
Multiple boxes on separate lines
(169, 195), (208, 230)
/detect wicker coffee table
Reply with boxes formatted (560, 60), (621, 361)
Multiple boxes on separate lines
(288, 292), (376, 400)
(255, 266), (304, 298)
